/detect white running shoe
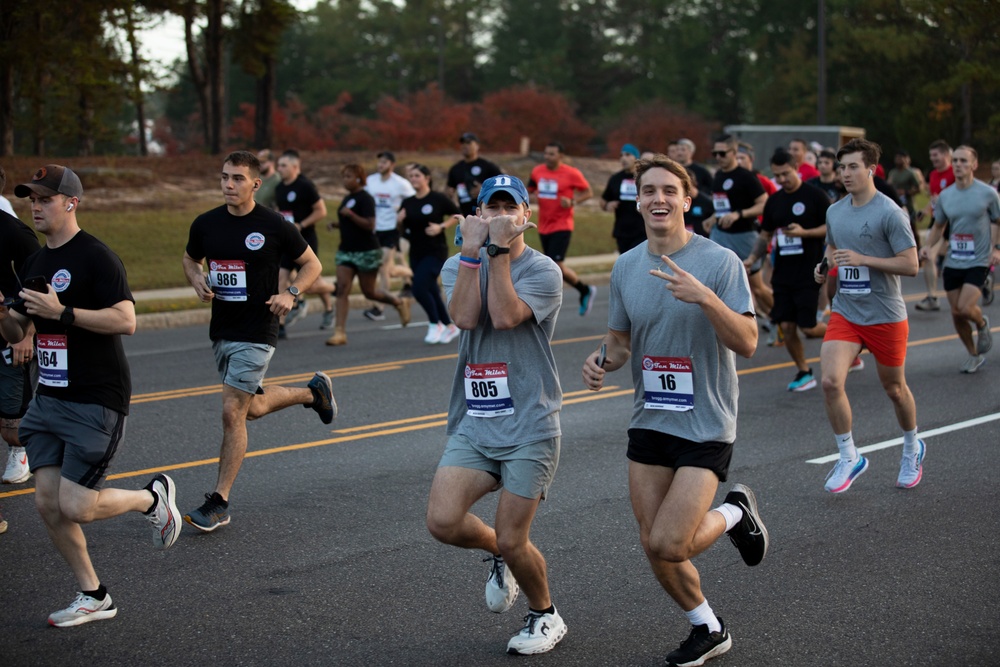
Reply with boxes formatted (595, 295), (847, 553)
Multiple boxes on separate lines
(48, 592), (118, 627)
(824, 456), (869, 493)
(440, 323), (460, 344)
(961, 355), (985, 374)
(484, 555), (519, 613)
(424, 322), (444, 344)
(507, 607), (568, 655)
(3, 446), (31, 484)
(896, 440), (925, 489)
(144, 474), (181, 549)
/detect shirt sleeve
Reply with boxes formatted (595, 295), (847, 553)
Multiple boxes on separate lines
(573, 167), (590, 192)
(602, 174), (619, 202)
(185, 215), (206, 261)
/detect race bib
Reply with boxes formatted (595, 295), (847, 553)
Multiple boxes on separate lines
(209, 260), (248, 302)
(776, 229), (804, 256)
(464, 363), (513, 417)
(619, 178), (637, 202)
(950, 233), (975, 260)
(712, 193), (732, 214)
(375, 192), (392, 209)
(280, 210), (295, 224)
(537, 179), (559, 200)
(838, 265), (871, 294)
(37, 335), (68, 387)
(642, 356), (694, 411)
(456, 183), (470, 203)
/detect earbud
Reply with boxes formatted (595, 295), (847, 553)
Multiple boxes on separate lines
(636, 201), (641, 212)
(522, 215), (528, 225)
(683, 204), (689, 211)
(868, 169), (873, 178)
(66, 204), (74, 212)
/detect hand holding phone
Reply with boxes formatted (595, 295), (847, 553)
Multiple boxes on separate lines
(23, 276), (48, 293)
(596, 343), (607, 368)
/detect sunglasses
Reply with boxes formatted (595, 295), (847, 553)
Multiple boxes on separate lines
(712, 150), (732, 157)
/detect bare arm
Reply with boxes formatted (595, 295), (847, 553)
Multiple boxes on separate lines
(298, 199), (327, 231)
(448, 216), (490, 330)
(582, 328), (632, 391)
(182, 252), (214, 302)
(833, 246), (919, 277)
(19, 285), (136, 336)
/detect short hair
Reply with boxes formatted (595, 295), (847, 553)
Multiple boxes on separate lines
(837, 138), (882, 167)
(545, 141), (565, 154)
(928, 139), (951, 153)
(223, 150), (261, 178)
(819, 150), (837, 161)
(0, 165), (5, 193)
(280, 149), (301, 162)
(341, 162), (367, 184)
(714, 134), (737, 149)
(666, 140), (679, 148)
(407, 162), (433, 188)
(678, 138), (696, 151)
(770, 148), (794, 167)
(737, 141), (755, 161)
(633, 154), (692, 197)
(376, 150), (396, 163)
(790, 138), (808, 149)
(257, 149), (274, 163)
(954, 145), (978, 162)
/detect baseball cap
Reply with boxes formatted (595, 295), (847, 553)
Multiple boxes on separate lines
(459, 132), (479, 143)
(14, 165), (83, 199)
(621, 143), (640, 158)
(477, 175), (529, 206)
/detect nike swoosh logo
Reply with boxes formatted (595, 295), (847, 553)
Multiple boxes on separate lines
(19, 456), (27, 465)
(740, 501), (762, 536)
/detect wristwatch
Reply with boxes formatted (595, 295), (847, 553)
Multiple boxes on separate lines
(287, 285), (301, 297)
(59, 306), (75, 326)
(486, 244), (510, 258)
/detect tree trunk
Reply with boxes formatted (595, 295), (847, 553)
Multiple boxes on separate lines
(78, 90), (94, 156)
(184, 4), (211, 149)
(124, 5), (148, 156)
(254, 54), (275, 148)
(206, 0), (225, 154)
(0, 62), (13, 156)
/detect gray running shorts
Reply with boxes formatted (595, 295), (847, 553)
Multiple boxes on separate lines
(438, 433), (560, 500)
(212, 340), (275, 395)
(19, 394), (127, 491)
(0, 355), (33, 419)
(710, 227), (762, 273)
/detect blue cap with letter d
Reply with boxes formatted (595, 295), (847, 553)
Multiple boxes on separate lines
(477, 174), (529, 206)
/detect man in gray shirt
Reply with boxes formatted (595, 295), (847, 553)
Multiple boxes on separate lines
(427, 175), (567, 656)
(582, 155), (768, 667)
(816, 138), (923, 494)
(923, 145), (1000, 373)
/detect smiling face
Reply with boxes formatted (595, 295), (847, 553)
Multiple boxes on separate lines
(929, 147), (950, 171)
(637, 166), (691, 233)
(407, 167), (429, 192)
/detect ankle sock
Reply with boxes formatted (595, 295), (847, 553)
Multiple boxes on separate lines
(684, 599), (721, 633)
(836, 432), (858, 461)
(530, 605), (555, 616)
(712, 503), (744, 533)
(575, 281), (590, 297)
(83, 584), (108, 601)
(902, 429), (920, 456)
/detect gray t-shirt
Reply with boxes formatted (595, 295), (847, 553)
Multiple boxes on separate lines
(934, 179), (1000, 270)
(608, 235), (754, 444)
(442, 246), (563, 446)
(826, 192), (915, 325)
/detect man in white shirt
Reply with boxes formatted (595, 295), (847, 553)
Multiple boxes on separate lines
(365, 151), (416, 320)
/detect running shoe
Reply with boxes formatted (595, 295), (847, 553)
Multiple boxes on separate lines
(308, 372), (337, 424)
(0, 517), (6, 534)
(787, 369), (817, 392)
(767, 326), (785, 347)
(440, 323), (460, 344)
(320, 309), (335, 330)
(665, 618), (732, 667)
(960, 355), (985, 374)
(48, 592), (118, 627)
(914, 295), (940, 311)
(484, 554), (519, 613)
(395, 298), (412, 327)
(363, 307), (385, 321)
(424, 322), (444, 344)
(983, 271), (995, 305)
(143, 474), (181, 550)
(579, 285), (597, 316)
(2, 446), (31, 484)
(977, 315), (992, 355)
(724, 484), (768, 566)
(285, 298), (308, 327)
(824, 456), (869, 493)
(507, 607), (567, 655)
(849, 355), (865, 373)
(184, 492), (230, 532)
(896, 439), (926, 489)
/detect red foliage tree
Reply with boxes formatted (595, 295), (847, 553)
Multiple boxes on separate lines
(474, 86), (596, 155)
(356, 84), (471, 151)
(604, 102), (719, 161)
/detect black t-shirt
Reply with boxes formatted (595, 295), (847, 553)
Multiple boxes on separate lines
(874, 175), (904, 209)
(711, 166), (765, 234)
(400, 191), (459, 262)
(447, 158), (502, 216)
(684, 191), (715, 238)
(337, 190), (379, 252)
(275, 175), (321, 246)
(686, 163), (714, 195)
(760, 183), (830, 287)
(0, 210), (41, 300)
(186, 204), (308, 346)
(806, 176), (845, 204)
(15, 231), (133, 414)
(601, 170), (646, 240)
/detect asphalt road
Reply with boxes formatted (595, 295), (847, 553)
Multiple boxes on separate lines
(2, 276), (998, 667)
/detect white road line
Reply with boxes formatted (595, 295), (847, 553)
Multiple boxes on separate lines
(806, 412), (1000, 464)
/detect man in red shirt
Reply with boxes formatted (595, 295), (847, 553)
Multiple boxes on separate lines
(789, 138), (821, 182)
(914, 139), (956, 312)
(528, 142), (596, 316)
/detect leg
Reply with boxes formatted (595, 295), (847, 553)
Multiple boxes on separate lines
(820, 339), (863, 434)
(494, 490), (549, 610)
(410, 256), (440, 323)
(215, 385), (255, 500)
(781, 322), (807, 372)
(246, 385), (315, 421)
(948, 284), (985, 356)
(426, 466), (500, 552)
(334, 264), (356, 332)
(874, 360), (917, 432)
(357, 271), (402, 306)
(555, 260), (581, 287)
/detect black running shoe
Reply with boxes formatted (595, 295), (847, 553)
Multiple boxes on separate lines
(184, 492), (230, 532)
(307, 372), (338, 424)
(665, 619), (732, 667)
(724, 483), (768, 566)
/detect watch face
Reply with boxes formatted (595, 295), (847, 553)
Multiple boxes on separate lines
(288, 286), (300, 296)
(487, 244), (498, 257)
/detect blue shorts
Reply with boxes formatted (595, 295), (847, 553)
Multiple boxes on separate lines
(212, 340), (275, 395)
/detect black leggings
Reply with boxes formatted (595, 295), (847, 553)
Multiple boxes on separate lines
(411, 254), (451, 325)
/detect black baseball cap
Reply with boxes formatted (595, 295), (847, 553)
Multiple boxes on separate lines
(14, 165), (83, 199)
(459, 132), (479, 143)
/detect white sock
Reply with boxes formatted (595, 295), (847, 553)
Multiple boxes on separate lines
(712, 503), (743, 533)
(684, 599), (721, 633)
(902, 429), (919, 456)
(836, 432), (858, 461)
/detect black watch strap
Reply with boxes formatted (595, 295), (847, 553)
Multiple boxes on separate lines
(60, 306), (75, 326)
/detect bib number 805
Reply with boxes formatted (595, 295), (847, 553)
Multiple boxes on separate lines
(469, 380), (499, 398)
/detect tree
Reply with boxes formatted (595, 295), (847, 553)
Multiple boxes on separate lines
(234, 0), (296, 148)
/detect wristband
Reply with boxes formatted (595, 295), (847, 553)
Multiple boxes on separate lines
(459, 260), (481, 270)
(459, 255), (481, 265)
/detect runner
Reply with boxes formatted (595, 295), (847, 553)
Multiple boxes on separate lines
(789, 138), (821, 181)
(426, 174), (568, 656)
(599, 143), (647, 253)
(254, 148), (280, 210)
(365, 151), (416, 322)
(914, 140), (956, 312)
(815, 138), (924, 493)
(182, 151), (337, 532)
(922, 145), (1000, 372)
(807, 149), (847, 204)
(1, 164), (180, 626)
(582, 154), (767, 667)
(447, 132), (502, 218)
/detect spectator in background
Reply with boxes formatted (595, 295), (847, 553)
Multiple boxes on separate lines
(677, 138), (714, 194)
(600, 143), (647, 253)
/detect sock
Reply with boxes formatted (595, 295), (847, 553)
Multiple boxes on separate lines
(836, 432), (858, 461)
(684, 599), (721, 633)
(145, 493), (158, 515)
(713, 503), (744, 533)
(210, 492), (229, 508)
(902, 428), (919, 456)
(529, 605), (555, 616)
(575, 281), (590, 297)
(83, 583), (108, 601)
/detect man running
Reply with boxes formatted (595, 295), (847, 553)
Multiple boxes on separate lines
(182, 151), (337, 532)
(426, 175), (568, 656)
(582, 155), (768, 667)
(815, 138), (924, 493)
(447, 132), (502, 218)
(364, 150), (416, 321)
(922, 145), (1000, 373)
(600, 143), (647, 253)
(1, 164), (180, 627)
(915, 140), (956, 312)
(255, 148), (280, 210)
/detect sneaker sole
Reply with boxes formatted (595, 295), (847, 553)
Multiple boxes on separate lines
(789, 379), (817, 392)
(49, 607), (118, 628)
(154, 474), (182, 550)
(507, 623), (567, 655)
(183, 514), (231, 533)
(825, 458), (869, 493)
(667, 634), (733, 666)
(2, 471), (32, 484)
(311, 372), (338, 423)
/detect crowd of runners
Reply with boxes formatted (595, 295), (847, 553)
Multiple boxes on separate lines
(0, 131), (997, 665)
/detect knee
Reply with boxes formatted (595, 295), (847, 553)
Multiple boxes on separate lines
(821, 374), (843, 396)
(780, 322), (797, 338)
(426, 507), (459, 545)
(883, 382), (905, 404)
(495, 530), (527, 559)
(644, 530), (689, 563)
(221, 408), (245, 431)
